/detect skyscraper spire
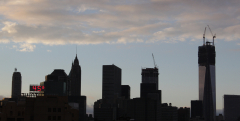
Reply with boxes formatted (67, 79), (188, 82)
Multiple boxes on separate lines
(68, 54), (81, 96)
(76, 45), (77, 57)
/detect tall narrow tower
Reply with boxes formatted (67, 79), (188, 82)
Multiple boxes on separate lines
(11, 68), (22, 98)
(198, 41), (216, 121)
(68, 55), (81, 96)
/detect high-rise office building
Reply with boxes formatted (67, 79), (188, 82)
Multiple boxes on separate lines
(102, 64), (121, 104)
(68, 55), (81, 96)
(224, 95), (240, 121)
(11, 68), (22, 98)
(121, 85), (130, 100)
(141, 68), (159, 90)
(44, 69), (68, 96)
(94, 65), (121, 121)
(198, 41), (216, 121)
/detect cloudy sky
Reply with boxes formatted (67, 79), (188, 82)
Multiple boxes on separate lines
(0, 0), (240, 114)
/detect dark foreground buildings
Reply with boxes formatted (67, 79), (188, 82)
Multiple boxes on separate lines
(198, 41), (216, 121)
(224, 95), (240, 121)
(94, 65), (168, 121)
(2, 55), (87, 121)
(0, 95), (79, 121)
(191, 100), (203, 118)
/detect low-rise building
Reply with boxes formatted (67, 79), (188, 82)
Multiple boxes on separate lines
(0, 96), (79, 121)
(161, 103), (178, 121)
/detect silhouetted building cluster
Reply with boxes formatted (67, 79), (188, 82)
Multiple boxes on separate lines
(93, 65), (184, 121)
(3, 31), (240, 121)
(0, 55), (87, 121)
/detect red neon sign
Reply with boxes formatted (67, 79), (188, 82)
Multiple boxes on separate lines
(30, 86), (45, 91)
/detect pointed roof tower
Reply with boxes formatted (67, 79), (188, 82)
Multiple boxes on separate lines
(74, 54), (79, 65)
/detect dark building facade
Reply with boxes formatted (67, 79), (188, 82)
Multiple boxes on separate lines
(161, 103), (178, 121)
(121, 85), (130, 100)
(44, 69), (68, 96)
(140, 83), (156, 98)
(178, 107), (190, 121)
(191, 100), (203, 118)
(127, 97), (161, 121)
(102, 65), (121, 104)
(68, 96), (86, 121)
(224, 95), (240, 121)
(94, 99), (117, 121)
(0, 95), (79, 121)
(198, 41), (216, 121)
(141, 68), (159, 90)
(68, 55), (81, 96)
(11, 69), (22, 99)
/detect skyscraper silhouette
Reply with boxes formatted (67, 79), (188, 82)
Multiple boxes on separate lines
(141, 68), (159, 90)
(68, 55), (81, 96)
(102, 64), (121, 104)
(44, 69), (68, 96)
(11, 68), (21, 98)
(198, 41), (216, 121)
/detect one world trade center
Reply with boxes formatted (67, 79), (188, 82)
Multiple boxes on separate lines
(198, 38), (216, 121)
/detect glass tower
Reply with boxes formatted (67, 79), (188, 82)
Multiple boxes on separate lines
(198, 41), (216, 121)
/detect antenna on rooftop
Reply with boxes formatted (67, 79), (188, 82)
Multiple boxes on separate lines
(76, 45), (77, 56)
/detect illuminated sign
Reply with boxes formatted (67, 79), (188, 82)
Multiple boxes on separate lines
(30, 86), (45, 91)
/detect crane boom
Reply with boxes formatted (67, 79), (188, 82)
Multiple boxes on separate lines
(207, 25), (213, 37)
(203, 27), (206, 45)
(207, 25), (216, 45)
(152, 53), (157, 68)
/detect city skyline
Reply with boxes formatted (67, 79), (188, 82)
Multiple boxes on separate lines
(1, 0), (240, 115)
(0, 42), (239, 115)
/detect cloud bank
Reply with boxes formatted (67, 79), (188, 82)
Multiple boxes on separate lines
(0, 0), (240, 50)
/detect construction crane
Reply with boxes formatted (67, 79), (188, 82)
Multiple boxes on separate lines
(152, 53), (158, 69)
(207, 25), (216, 45)
(203, 27), (206, 45)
